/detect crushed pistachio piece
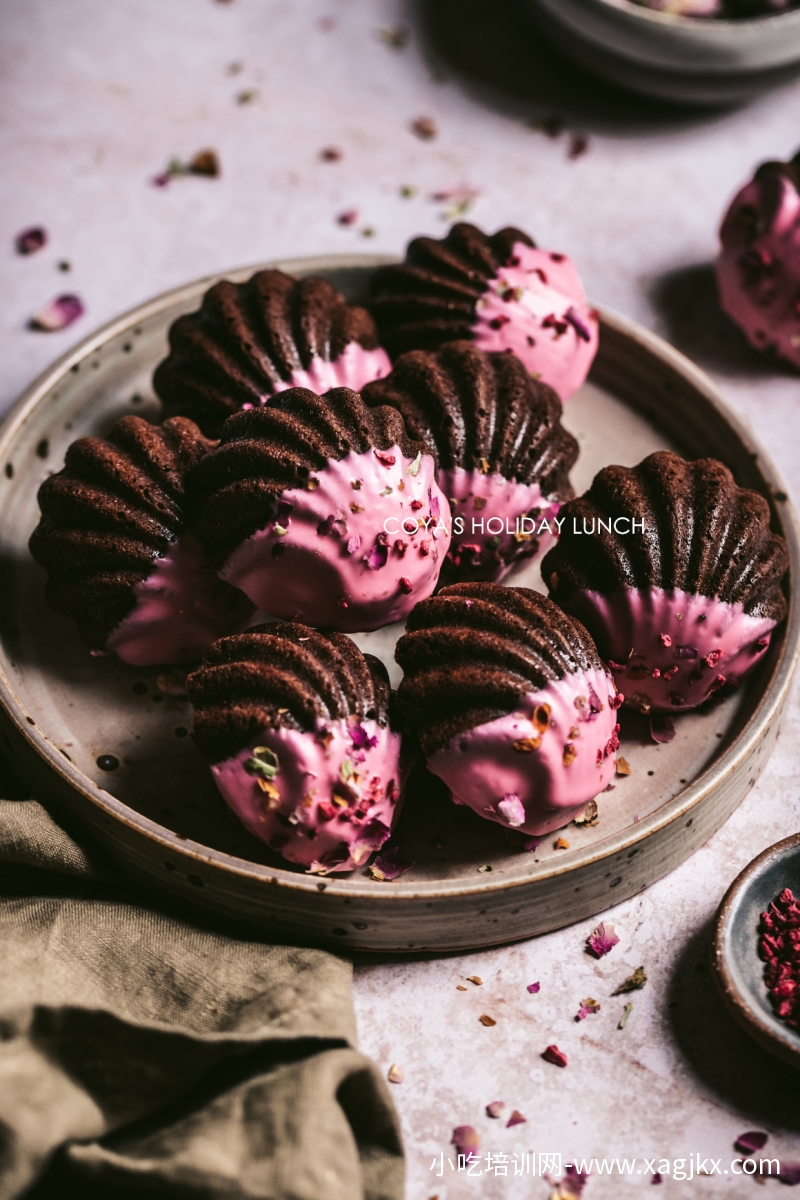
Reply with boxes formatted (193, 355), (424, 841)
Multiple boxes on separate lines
(616, 756), (631, 776)
(406, 452), (422, 477)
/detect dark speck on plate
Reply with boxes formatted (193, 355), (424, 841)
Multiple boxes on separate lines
(132, 681), (148, 695)
(174, 727), (188, 738)
(36, 439), (49, 459)
(96, 754), (119, 771)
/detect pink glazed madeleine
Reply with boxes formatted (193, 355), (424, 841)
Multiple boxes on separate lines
(394, 583), (620, 837)
(371, 223), (598, 402)
(542, 451), (789, 715)
(154, 268), (391, 436)
(717, 150), (800, 370)
(189, 386), (451, 632)
(29, 416), (253, 665)
(362, 341), (578, 583)
(188, 623), (404, 873)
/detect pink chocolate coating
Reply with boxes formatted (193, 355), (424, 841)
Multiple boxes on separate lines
(561, 586), (777, 713)
(717, 169), (800, 368)
(219, 446), (451, 632)
(427, 668), (619, 837)
(439, 466), (561, 582)
(106, 533), (254, 666)
(472, 242), (599, 401)
(210, 717), (403, 873)
(242, 342), (392, 409)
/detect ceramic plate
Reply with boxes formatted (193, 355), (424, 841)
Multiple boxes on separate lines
(0, 256), (797, 951)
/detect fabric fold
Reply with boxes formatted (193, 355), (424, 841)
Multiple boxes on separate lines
(0, 798), (404, 1200)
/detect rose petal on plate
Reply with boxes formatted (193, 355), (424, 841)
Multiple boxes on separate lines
(29, 294), (84, 332)
(734, 1130), (768, 1155)
(16, 226), (47, 255)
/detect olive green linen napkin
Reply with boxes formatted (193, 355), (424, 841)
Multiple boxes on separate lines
(0, 794), (404, 1200)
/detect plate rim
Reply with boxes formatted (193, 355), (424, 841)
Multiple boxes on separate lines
(1, 253), (799, 904)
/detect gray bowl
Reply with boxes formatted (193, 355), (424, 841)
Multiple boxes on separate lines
(712, 834), (800, 1070)
(524, 0), (800, 104)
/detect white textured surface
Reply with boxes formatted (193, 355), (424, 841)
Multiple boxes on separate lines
(2, 0), (800, 1194)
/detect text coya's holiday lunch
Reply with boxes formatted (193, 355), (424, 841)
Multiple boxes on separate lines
(430, 1151), (782, 1182)
(381, 516), (647, 537)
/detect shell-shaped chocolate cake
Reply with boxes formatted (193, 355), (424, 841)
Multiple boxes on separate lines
(362, 341), (578, 582)
(29, 415), (253, 665)
(371, 222), (598, 401)
(394, 583), (619, 836)
(189, 386), (451, 632)
(541, 450), (789, 713)
(154, 268), (392, 436)
(188, 622), (402, 873)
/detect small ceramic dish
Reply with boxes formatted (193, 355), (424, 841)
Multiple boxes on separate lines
(712, 834), (800, 1070)
(524, 0), (800, 104)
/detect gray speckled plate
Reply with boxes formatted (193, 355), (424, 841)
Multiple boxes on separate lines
(713, 834), (800, 1070)
(0, 255), (798, 952)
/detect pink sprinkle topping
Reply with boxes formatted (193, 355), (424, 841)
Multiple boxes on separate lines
(586, 921), (619, 958)
(485, 1101), (505, 1119)
(735, 1131), (768, 1155)
(542, 1044), (568, 1068)
(527, 981), (541, 994)
(29, 294), (84, 332)
(451, 1125), (479, 1156)
(16, 226), (47, 255)
(506, 1109), (526, 1128)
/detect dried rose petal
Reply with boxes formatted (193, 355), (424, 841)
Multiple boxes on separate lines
(451, 1125), (479, 1156)
(735, 1131), (768, 1155)
(189, 149), (220, 176)
(652, 1172), (663, 1184)
(779, 1161), (800, 1185)
(411, 115), (438, 140)
(16, 226), (47, 255)
(523, 836), (543, 852)
(586, 921), (619, 958)
(337, 209), (359, 226)
(612, 966), (647, 995)
(29, 294), (84, 332)
(506, 1109), (526, 1128)
(559, 1166), (589, 1196)
(486, 1101), (505, 1118)
(364, 538), (389, 570)
(650, 714), (676, 744)
(369, 848), (413, 881)
(320, 146), (342, 162)
(527, 981), (541, 994)
(576, 998), (600, 1021)
(542, 1043), (568, 1067)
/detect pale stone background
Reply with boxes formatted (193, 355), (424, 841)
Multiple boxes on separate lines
(2, 0), (800, 1195)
